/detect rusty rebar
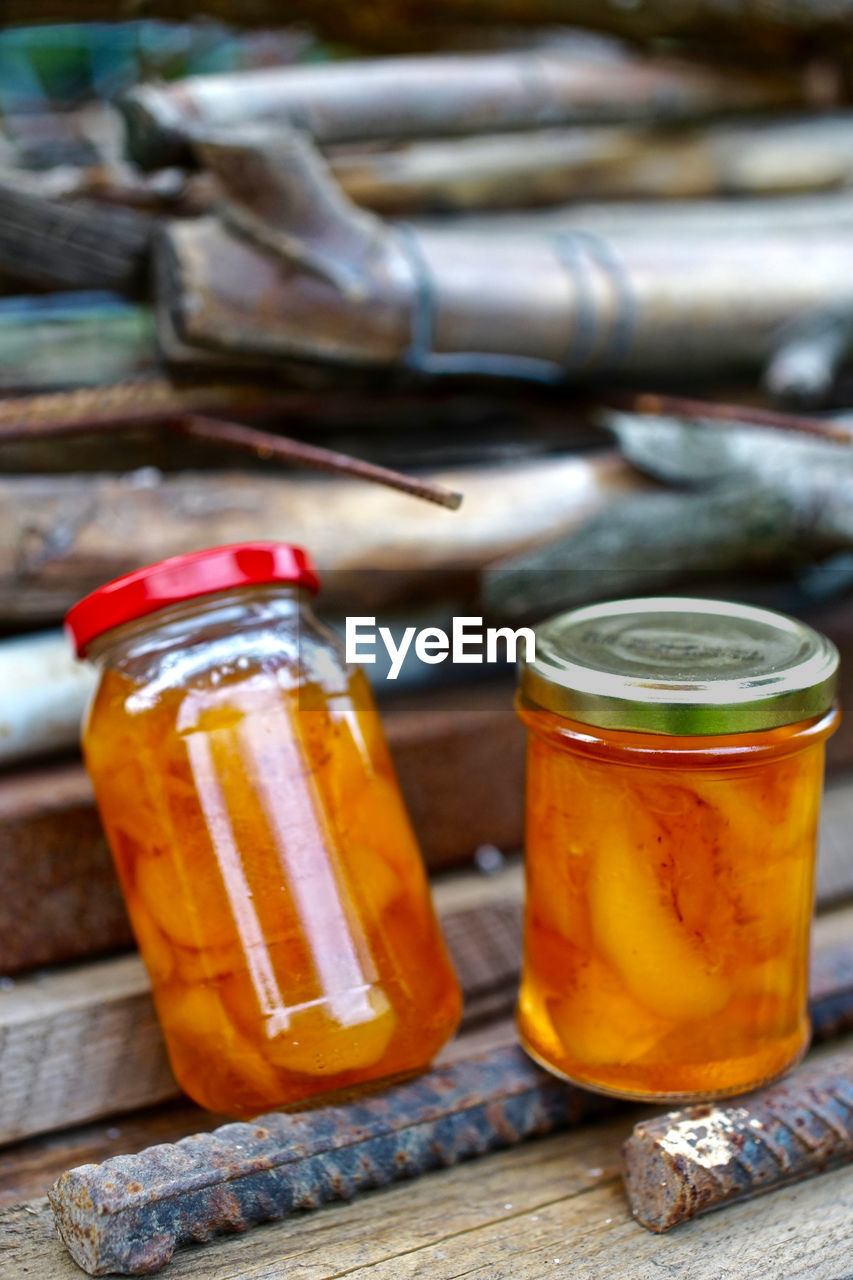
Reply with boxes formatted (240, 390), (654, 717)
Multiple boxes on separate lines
(0, 380), (271, 441)
(605, 391), (853, 443)
(49, 1045), (613, 1276)
(622, 1051), (853, 1233)
(177, 415), (463, 509)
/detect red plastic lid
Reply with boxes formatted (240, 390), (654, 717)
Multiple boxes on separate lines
(65, 542), (320, 657)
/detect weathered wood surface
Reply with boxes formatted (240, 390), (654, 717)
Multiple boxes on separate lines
(0, 954), (176, 1146)
(449, 190), (853, 240)
(483, 417), (853, 618)
(0, 181), (151, 298)
(3, 1062), (853, 1280)
(0, 867), (526, 1144)
(0, 452), (643, 623)
(160, 129), (853, 384)
(0, 863), (849, 1147)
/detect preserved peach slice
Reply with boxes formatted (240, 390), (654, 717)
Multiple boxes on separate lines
(157, 981), (284, 1110)
(125, 906), (177, 984)
(134, 843), (235, 951)
(588, 803), (730, 1020)
(546, 954), (667, 1067)
(260, 986), (397, 1076)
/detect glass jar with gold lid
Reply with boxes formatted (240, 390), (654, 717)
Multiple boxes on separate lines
(516, 596), (839, 1101)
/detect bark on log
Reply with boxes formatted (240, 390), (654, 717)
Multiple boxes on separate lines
(0, 181), (152, 298)
(483, 417), (853, 617)
(118, 50), (806, 170)
(159, 130), (853, 385)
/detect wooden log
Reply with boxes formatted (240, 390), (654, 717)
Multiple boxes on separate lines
(159, 129), (853, 384)
(0, 451), (644, 623)
(445, 190), (853, 241)
(483, 415), (853, 617)
(0, 182), (152, 298)
(118, 50), (806, 170)
(330, 113), (853, 214)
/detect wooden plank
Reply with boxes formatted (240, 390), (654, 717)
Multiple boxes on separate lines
(0, 869), (523, 1145)
(0, 182), (151, 298)
(817, 776), (853, 907)
(3, 1039), (853, 1280)
(0, 878), (849, 1148)
(0, 764), (130, 975)
(0, 954), (176, 1146)
(0, 1019), (521, 1212)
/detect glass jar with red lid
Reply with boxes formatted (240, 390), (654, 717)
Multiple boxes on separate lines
(66, 543), (461, 1117)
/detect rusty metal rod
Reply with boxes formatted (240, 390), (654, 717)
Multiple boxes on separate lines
(0, 380), (273, 441)
(49, 1045), (612, 1276)
(622, 1050), (853, 1233)
(177, 415), (464, 509)
(604, 391), (853, 444)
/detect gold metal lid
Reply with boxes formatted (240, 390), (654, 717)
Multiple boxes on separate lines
(520, 597), (839, 735)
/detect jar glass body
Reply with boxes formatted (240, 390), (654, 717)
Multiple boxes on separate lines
(83, 585), (461, 1117)
(517, 700), (838, 1101)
